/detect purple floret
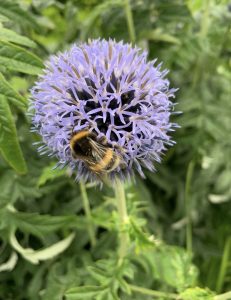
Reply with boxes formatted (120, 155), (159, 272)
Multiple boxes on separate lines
(30, 39), (178, 182)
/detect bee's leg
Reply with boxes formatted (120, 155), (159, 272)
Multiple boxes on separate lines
(98, 136), (108, 145)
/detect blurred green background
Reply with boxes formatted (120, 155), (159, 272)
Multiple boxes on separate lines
(0, 0), (230, 299)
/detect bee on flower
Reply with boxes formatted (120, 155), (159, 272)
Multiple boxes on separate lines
(30, 39), (178, 182)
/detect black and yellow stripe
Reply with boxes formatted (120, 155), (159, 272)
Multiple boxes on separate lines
(90, 148), (114, 172)
(70, 130), (122, 174)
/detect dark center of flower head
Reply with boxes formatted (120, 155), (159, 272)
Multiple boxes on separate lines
(68, 72), (141, 142)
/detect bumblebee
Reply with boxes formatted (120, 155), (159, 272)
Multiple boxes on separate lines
(70, 130), (123, 174)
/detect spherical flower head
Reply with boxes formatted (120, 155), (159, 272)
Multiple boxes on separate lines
(30, 39), (178, 182)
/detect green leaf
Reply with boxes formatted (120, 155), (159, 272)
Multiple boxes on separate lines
(0, 27), (36, 48)
(6, 210), (77, 238)
(140, 245), (198, 292)
(0, 14), (9, 23)
(10, 230), (75, 264)
(0, 72), (27, 110)
(0, 95), (27, 174)
(0, 169), (42, 206)
(129, 217), (156, 249)
(142, 29), (181, 45)
(41, 260), (80, 300)
(186, 0), (204, 16)
(38, 163), (67, 187)
(0, 41), (43, 75)
(66, 286), (106, 300)
(180, 287), (215, 300)
(80, 0), (123, 40)
(87, 266), (108, 283)
(0, 252), (18, 272)
(0, 0), (40, 30)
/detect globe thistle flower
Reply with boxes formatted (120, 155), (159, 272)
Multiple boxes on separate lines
(30, 39), (178, 182)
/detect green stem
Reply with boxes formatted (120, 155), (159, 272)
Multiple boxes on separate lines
(124, 0), (136, 43)
(200, 0), (210, 39)
(192, 0), (210, 89)
(114, 178), (129, 265)
(215, 291), (231, 300)
(129, 284), (179, 299)
(219, 25), (230, 57)
(216, 237), (231, 293)
(185, 160), (195, 255)
(80, 182), (96, 247)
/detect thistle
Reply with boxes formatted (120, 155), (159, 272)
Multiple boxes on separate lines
(30, 39), (177, 182)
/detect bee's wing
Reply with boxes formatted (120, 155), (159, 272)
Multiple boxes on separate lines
(88, 139), (107, 160)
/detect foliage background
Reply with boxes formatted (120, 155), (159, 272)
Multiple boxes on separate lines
(0, 0), (230, 299)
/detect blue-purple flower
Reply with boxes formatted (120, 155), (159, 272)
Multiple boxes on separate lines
(30, 39), (177, 182)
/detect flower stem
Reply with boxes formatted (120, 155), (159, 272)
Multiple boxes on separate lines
(114, 178), (129, 265)
(124, 0), (136, 43)
(216, 236), (231, 293)
(185, 160), (195, 255)
(129, 284), (179, 299)
(80, 182), (96, 247)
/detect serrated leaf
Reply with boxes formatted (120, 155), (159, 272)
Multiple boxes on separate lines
(6, 209), (77, 238)
(180, 287), (215, 300)
(41, 259), (81, 300)
(0, 27), (36, 48)
(0, 72), (27, 110)
(38, 163), (67, 187)
(95, 289), (114, 300)
(87, 266), (108, 283)
(0, 41), (43, 75)
(0, 0), (40, 30)
(66, 285), (106, 300)
(130, 218), (155, 249)
(0, 95), (27, 174)
(141, 245), (198, 292)
(0, 169), (42, 207)
(118, 278), (131, 295)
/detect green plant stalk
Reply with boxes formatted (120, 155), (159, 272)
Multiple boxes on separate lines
(216, 236), (231, 293)
(192, 0), (210, 89)
(129, 284), (179, 299)
(124, 0), (136, 43)
(185, 160), (195, 255)
(114, 178), (129, 265)
(200, 0), (210, 39)
(80, 182), (96, 247)
(219, 25), (230, 57)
